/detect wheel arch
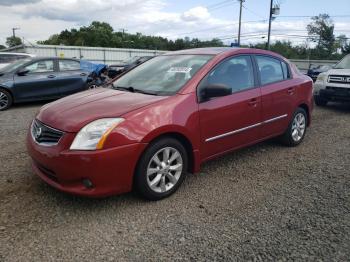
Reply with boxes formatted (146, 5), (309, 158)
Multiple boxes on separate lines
(140, 131), (195, 174)
(298, 103), (310, 126)
(0, 86), (14, 100)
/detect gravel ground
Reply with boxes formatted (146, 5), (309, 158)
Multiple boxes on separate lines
(0, 102), (349, 261)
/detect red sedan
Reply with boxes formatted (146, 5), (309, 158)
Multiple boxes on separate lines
(27, 47), (313, 200)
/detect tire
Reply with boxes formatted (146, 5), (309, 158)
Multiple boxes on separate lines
(0, 89), (13, 111)
(280, 107), (308, 147)
(134, 137), (188, 201)
(314, 95), (328, 106)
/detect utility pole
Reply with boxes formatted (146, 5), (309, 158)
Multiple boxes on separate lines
(119, 28), (128, 38)
(12, 27), (20, 38)
(267, 0), (273, 50)
(237, 0), (245, 47)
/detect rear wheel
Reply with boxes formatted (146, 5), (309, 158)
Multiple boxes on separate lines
(314, 95), (328, 106)
(134, 137), (188, 200)
(280, 107), (307, 147)
(0, 89), (12, 111)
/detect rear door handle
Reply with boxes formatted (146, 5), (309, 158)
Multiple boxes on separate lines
(248, 98), (258, 107)
(287, 88), (295, 95)
(80, 73), (87, 76)
(47, 75), (56, 79)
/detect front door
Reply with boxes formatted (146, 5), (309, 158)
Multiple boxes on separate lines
(198, 55), (262, 160)
(13, 59), (61, 101)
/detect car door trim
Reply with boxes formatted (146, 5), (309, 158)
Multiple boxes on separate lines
(205, 114), (288, 142)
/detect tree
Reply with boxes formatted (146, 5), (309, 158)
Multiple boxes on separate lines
(307, 14), (335, 57)
(0, 44), (6, 50)
(6, 36), (22, 47)
(38, 21), (224, 51)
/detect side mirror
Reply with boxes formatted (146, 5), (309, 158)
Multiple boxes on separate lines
(17, 68), (29, 76)
(199, 83), (232, 102)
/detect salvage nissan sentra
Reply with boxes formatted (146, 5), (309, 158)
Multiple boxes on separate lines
(27, 47), (313, 200)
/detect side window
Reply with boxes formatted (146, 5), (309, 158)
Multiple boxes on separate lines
(205, 55), (255, 93)
(24, 60), (54, 73)
(256, 56), (284, 85)
(281, 61), (290, 79)
(59, 60), (80, 71)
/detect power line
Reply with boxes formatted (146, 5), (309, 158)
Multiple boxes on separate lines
(164, 20), (267, 38)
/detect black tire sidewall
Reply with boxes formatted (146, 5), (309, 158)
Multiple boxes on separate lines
(0, 89), (13, 111)
(135, 137), (188, 200)
(314, 95), (327, 106)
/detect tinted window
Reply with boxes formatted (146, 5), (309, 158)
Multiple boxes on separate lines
(24, 60), (54, 73)
(256, 56), (284, 85)
(205, 55), (255, 93)
(59, 60), (80, 71)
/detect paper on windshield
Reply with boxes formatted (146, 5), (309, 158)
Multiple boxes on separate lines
(167, 67), (192, 73)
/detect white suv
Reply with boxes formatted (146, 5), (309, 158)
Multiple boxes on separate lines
(314, 54), (350, 106)
(0, 52), (36, 70)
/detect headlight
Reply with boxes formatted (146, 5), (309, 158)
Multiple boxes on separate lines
(70, 118), (124, 150)
(316, 73), (326, 82)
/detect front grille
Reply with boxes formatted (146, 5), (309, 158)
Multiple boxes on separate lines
(31, 120), (64, 145)
(328, 75), (350, 84)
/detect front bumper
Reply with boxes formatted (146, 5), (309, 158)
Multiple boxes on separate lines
(318, 87), (350, 102)
(26, 130), (147, 197)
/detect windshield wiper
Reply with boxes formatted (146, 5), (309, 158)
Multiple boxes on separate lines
(114, 86), (158, 95)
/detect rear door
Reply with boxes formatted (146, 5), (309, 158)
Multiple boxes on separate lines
(198, 55), (262, 160)
(254, 55), (296, 138)
(56, 59), (89, 96)
(13, 59), (61, 101)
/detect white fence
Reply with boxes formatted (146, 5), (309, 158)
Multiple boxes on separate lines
(4, 44), (167, 65)
(3, 44), (339, 71)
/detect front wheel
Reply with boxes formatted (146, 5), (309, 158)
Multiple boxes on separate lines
(280, 108), (308, 147)
(0, 89), (13, 111)
(314, 95), (328, 106)
(134, 138), (188, 200)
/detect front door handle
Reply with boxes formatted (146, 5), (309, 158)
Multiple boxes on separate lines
(47, 75), (56, 79)
(287, 88), (295, 95)
(80, 73), (87, 76)
(248, 98), (258, 107)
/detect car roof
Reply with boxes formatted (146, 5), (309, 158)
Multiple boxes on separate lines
(163, 47), (285, 59)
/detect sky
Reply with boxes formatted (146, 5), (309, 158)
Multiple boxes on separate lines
(0, 0), (349, 47)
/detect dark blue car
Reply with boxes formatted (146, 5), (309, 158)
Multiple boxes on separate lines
(0, 57), (92, 110)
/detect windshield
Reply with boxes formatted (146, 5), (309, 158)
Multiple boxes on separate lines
(113, 55), (213, 95)
(0, 58), (31, 73)
(334, 55), (350, 69)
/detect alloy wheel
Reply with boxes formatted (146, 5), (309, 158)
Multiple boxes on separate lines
(0, 91), (9, 110)
(291, 112), (306, 142)
(146, 147), (183, 193)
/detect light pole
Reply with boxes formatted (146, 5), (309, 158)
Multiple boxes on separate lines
(237, 0), (245, 47)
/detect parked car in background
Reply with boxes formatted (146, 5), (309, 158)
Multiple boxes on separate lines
(108, 56), (154, 78)
(27, 47), (313, 200)
(314, 54), (350, 106)
(0, 52), (36, 70)
(0, 57), (90, 110)
(307, 64), (333, 81)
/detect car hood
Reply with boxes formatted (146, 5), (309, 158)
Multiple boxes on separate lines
(37, 88), (167, 132)
(325, 69), (350, 75)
